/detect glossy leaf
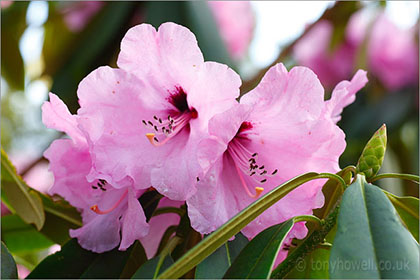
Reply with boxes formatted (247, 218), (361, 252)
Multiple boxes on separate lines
(27, 239), (97, 278)
(329, 175), (419, 278)
(1, 215), (54, 254)
(285, 225), (337, 279)
(157, 172), (344, 279)
(27, 238), (141, 279)
(195, 233), (248, 279)
(1, 149), (45, 230)
(37, 192), (82, 245)
(383, 190), (419, 241)
(132, 255), (174, 279)
(119, 241), (148, 279)
(224, 220), (294, 279)
(1, 242), (18, 279)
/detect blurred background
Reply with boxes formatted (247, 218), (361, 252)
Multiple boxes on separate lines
(1, 1), (419, 277)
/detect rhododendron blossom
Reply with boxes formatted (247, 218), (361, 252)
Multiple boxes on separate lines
(43, 93), (149, 253)
(78, 23), (241, 201)
(188, 64), (368, 261)
(208, 1), (255, 60)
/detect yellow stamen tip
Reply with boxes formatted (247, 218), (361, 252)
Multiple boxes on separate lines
(255, 187), (264, 197)
(146, 133), (155, 144)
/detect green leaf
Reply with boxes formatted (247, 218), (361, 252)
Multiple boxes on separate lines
(1, 149), (45, 230)
(37, 192), (82, 245)
(285, 224), (337, 279)
(119, 241), (148, 279)
(27, 238), (141, 279)
(27, 239), (97, 278)
(329, 175), (419, 278)
(158, 172), (343, 279)
(80, 246), (136, 279)
(132, 255), (174, 279)
(195, 233), (248, 279)
(1, 215), (54, 254)
(1, 242), (18, 279)
(356, 124), (387, 180)
(383, 190), (419, 242)
(224, 220), (294, 279)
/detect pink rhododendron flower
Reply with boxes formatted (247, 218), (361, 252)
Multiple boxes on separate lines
(293, 20), (357, 89)
(43, 93), (149, 253)
(77, 23), (241, 201)
(188, 64), (367, 262)
(61, 1), (104, 32)
(1, 1), (12, 9)
(294, 10), (418, 91)
(208, 1), (255, 59)
(367, 15), (419, 91)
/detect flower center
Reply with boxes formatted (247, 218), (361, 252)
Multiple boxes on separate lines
(143, 86), (197, 147)
(227, 122), (278, 198)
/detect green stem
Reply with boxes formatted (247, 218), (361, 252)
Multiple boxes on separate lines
(293, 215), (323, 230)
(157, 172), (345, 279)
(369, 173), (419, 184)
(152, 207), (185, 217)
(271, 206), (340, 279)
(341, 165), (356, 180)
(153, 236), (182, 279)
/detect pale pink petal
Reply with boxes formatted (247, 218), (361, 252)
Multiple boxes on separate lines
(367, 15), (418, 91)
(117, 22), (204, 83)
(208, 1), (255, 59)
(42, 93), (85, 144)
(326, 70), (368, 123)
(119, 188), (149, 250)
(70, 209), (121, 253)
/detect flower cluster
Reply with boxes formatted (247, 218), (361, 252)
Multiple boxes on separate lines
(43, 22), (367, 258)
(293, 10), (418, 91)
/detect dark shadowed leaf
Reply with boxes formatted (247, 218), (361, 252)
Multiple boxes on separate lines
(224, 220), (294, 279)
(1, 242), (18, 279)
(119, 241), (148, 279)
(330, 175), (419, 278)
(27, 238), (141, 279)
(383, 190), (419, 242)
(195, 233), (248, 279)
(132, 255), (174, 279)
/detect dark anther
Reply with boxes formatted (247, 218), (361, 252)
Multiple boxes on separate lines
(260, 179), (267, 183)
(91, 185), (98, 189)
(154, 137), (159, 142)
(148, 121), (153, 126)
(272, 169), (278, 175)
(153, 116), (158, 120)
(260, 170), (267, 175)
(196, 177), (200, 182)
(252, 153), (257, 157)
(250, 171), (256, 176)
(159, 118), (162, 124)
(259, 165), (265, 170)
(154, 125), (158, 132)
(142, 120), (147, 126)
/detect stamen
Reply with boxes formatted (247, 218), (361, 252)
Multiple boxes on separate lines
(233, 160), (264, 198)
(145, 113), (191, 147)
(90, 190), (128, 215)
